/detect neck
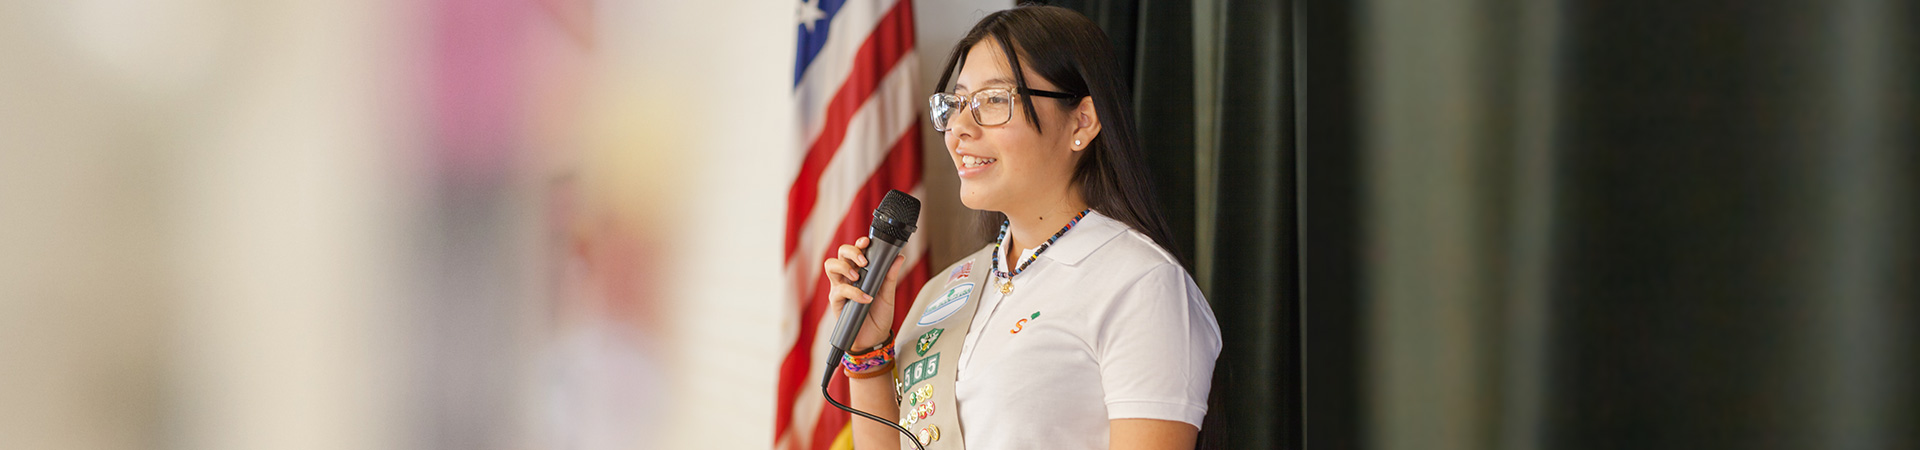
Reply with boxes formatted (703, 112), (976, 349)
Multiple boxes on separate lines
(1000, 188), (1089, 257)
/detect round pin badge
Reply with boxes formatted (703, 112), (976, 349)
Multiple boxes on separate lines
(910, 384), (934, 404)
(917, 425), (941, 444)
(916, 402), (933, 420)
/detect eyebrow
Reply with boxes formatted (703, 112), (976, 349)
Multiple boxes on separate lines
(953, 77), (1015, 92)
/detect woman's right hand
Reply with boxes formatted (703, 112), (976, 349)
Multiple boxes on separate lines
(823, 236), (907, 351)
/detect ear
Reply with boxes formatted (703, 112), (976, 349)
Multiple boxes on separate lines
(1069, 97), (1101, 152)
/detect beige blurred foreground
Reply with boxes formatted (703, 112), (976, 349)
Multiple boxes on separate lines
(0, 0), (800, 448)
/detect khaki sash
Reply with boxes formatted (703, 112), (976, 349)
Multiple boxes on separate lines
(889, 245), (994, 449)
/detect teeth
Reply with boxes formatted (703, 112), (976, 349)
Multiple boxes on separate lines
(962, 156), (997, 168)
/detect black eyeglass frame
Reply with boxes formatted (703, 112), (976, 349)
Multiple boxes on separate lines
(928, 87), (1082, 132)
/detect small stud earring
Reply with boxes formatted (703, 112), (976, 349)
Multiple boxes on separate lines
(1073, 140), (1082, 146)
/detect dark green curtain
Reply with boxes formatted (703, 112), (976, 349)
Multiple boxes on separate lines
(1051, 0), (1915, 449)
(1345, 0), (1916, 448)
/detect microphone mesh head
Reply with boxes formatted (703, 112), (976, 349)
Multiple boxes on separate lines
(875, 190), (921, 226)
(871, 190), (921, 242)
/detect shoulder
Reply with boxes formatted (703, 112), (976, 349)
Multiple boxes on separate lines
(1059, 212), (1188, 284)
(1041, 213), (1205, 321)
(1093, 228), (1186, 276)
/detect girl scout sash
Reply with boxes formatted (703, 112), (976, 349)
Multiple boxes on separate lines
(890, 245), (994, 449)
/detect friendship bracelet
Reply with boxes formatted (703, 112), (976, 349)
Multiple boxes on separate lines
(841, 339), (896, 375)
(842, 340), (894, 372)
(846, 361), (894, 378)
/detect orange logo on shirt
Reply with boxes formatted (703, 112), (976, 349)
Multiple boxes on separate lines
(1009, 311), (1041, 334)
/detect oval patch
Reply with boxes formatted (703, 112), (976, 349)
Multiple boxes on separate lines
(917, 283), (972, 326)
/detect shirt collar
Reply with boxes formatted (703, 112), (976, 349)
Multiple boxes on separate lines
(1030, 209), (1127, 266)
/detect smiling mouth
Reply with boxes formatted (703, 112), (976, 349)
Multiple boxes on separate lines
(961, 155), (997, 168)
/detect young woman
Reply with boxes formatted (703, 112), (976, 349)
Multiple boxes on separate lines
(822, 5), (1221, 449)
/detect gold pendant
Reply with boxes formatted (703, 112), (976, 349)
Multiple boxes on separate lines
(1000, 281), (1013, 294)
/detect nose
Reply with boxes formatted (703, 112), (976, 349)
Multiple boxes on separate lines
(946, 99), (983, 139)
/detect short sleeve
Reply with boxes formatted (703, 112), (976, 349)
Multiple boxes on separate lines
(1094, 263), (1223, 428)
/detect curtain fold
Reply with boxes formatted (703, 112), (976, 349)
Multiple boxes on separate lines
(1045, 0), (1913, 448)
(1357, 0), (1917, 448)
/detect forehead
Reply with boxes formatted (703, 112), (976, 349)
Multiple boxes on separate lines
(953, 39), (1016, 92)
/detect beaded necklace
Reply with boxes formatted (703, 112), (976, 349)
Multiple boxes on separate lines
(990, 208), (1092, 295)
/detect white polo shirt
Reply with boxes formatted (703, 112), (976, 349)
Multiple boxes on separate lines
(947, 210), (1221, 450)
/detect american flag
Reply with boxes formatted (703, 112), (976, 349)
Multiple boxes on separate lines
(775, 0), (931, 449)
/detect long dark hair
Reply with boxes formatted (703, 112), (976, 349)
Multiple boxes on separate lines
(934, 4), (1184, 265)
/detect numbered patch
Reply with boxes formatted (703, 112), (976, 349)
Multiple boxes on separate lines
(901, 352), (940, 389)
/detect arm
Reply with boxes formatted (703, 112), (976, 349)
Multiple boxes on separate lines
(849, 371), (902, 449)
(1109, 418), (1198, 450)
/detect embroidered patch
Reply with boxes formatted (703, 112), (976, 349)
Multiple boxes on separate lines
(916, 283), (972, 326)
(901, 352), (940, 389)
(1010, 311), (1041, 334)
(914, 328), (943, 356)
(946, 260), (973, 284)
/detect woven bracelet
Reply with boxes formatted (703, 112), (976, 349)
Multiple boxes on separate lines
(841, 339), (895, 375)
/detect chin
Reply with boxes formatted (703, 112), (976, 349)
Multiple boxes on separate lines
(956, 185), (997, 212)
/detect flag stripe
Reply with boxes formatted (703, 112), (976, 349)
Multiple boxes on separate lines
(781, 1), (930, 448)
(784, 0), (917, 260)
(785, 51), (921, 295)
(774, 123), (925, 447)
(775, 55), (918, 400)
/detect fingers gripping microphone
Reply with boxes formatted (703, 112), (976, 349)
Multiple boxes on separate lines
(820, 190), (925, 449)
(825, 190), (920, 369)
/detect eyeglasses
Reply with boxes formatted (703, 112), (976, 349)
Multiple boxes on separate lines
(928, 87), (1080, 132)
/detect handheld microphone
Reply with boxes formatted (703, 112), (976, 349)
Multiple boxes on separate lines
(824, 190), (920, 367)
(819, 190), (926, 450)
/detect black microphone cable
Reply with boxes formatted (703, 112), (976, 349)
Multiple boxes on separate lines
(821, 350), (929, 450)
